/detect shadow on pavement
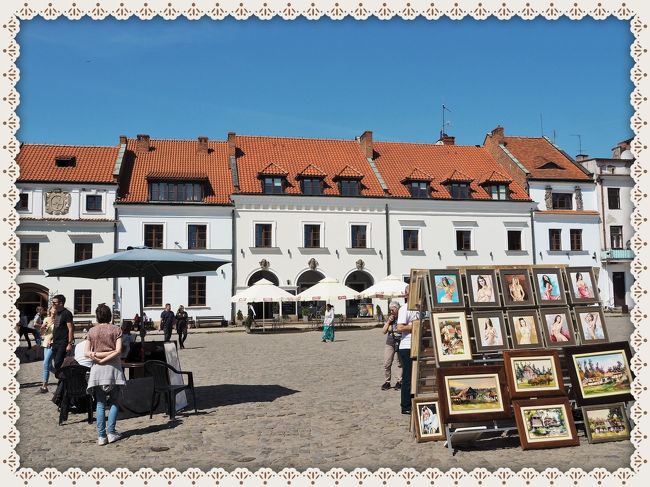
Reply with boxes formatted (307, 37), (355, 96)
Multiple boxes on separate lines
(194, 384), (299, 410)
(121, 419), (183, 438)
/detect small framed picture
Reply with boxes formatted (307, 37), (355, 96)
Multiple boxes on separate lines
(532, 268), (568, 306)
(513, 397), (580, 450)
(429, 269), (465, 309)
(506, 310), (545, 349)
(581, 403), (631, 444)
(574, 306), (610, 344)
(503, 349), (566, 399)
(539, 307), (577, 347)
(466, 269), (501, 308)
(412, 397), (445, 442)
(432, 311), (473, 362)
(566, 267), (601, 304)
(471, 311), (508, 352)
(499, 268), (536, 307)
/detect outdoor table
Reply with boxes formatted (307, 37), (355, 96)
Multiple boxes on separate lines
(121, 360), (145, 380)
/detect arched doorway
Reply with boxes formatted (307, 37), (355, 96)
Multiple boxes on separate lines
(345, 271), (374, 318)
(17, 283), (49, 320)
(296, 270), (325, 319)
(247, 270), (280, 321)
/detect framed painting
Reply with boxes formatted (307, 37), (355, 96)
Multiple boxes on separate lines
(503, 349), (566, 399)
(566, 267), (601, 304)
(565, 342), (634, 406)
(408, 268), (428, 311)
(532, 268), (568, 306)
(581, 403), (631, 444)
(513, 397), (580, 450)
(506, 310), (545, 350)
(574, 306), (610, 344)
(466, 269), (501, 308)
(471, 311), (509, 353)
(412, 397), (445, 442)
(432, 311), (473, 362)
(437, 365), (511, 422)
(539, 307), (577, 348)
(429, 269), (465, 309)
(499, 268), (536, 307)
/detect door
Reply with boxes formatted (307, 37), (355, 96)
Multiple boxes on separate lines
(612, 272), (626, 307)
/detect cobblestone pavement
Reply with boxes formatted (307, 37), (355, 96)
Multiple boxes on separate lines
(15, 316), (634, 472)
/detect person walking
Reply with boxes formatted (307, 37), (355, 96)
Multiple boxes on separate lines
(85, 303), (126, 446)
(175, 305), (189, 349)
(321, 304), (335, 342)
(18, 310), (41, 349)
(160, 303), (175, 342)
(381, 300), (402, 391)
(50, 295), (75, 373)
(39, 304), (57, 393)
(396, 285), (420, 415)
(32, 306), (44, 346)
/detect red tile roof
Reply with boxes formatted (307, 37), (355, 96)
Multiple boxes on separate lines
(372, 142), (530, 200)
(258, 162), (289, 177)
(480, 170), (512, 184)
(118, 138), (233, 205)
(17, 144), (119, 184)
(297, 163), (327, 178)
(335, 165), (364, 179)
(402, 168), (433, 182)
(501, 136), (592, 180)
(441, 169), (474, 184)
(146, 171), (208, 180)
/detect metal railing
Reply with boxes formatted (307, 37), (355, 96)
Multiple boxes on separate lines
(601, 249), (635, 261)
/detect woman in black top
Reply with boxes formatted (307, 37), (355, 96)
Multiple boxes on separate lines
(175, 305), (189, 349)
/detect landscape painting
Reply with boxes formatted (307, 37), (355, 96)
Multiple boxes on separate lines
(514, 398), (579, 449)
(582, 403), (631, 444)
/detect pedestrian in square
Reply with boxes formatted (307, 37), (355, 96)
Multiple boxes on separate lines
(381, 300), (402, 391)
(175, 305), (188, 349)
(39, 304), (57, 393)
(396, 285), (419, 415)
(160, 303), (175, 342)
(50, 295), (75, 373)
(321, 304), (335, 342)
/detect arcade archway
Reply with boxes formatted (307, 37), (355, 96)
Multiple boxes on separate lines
(16, 283), (49, 320)
(344, 270), (374, 318)
(246, 270), (280, 320)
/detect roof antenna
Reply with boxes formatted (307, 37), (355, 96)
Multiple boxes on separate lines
(571, 134), (582, 155)
(441, 104), (452, 139)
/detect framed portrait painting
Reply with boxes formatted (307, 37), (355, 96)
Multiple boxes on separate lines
(513, 397), (580, 450)
(506, 310), (545, 350)
(412, 397), (445, 442)
(532, 268), (567, 306)
(429, 269), (465, 309)
(581, 403), (631, 444)
(574, 306), (609, 344)
(503, 349), (566, 399)
(471, 311), (508, 353)
(499, 268), (535, 307)
(566, 267), (600, 304)
(565, 342), (634, 406)
(432, 311), (473, 362)
(539, 307), (577, 348)
(466, 269), (501, 308)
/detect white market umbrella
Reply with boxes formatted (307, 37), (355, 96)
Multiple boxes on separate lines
(360, 274), (407, 299)
(231, 278), (294, 331)
(295, 276), (359, 303)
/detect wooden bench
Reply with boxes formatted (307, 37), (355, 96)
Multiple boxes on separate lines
(73, 320), (93, 333)
(195, 315), (227, 328)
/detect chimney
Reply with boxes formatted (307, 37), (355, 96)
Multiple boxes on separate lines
(227, 132), (237, 158)
(136, 134), (150, 152)
(359, 130), (373, 159)
(197, 136), (209, 154)
(440, 134), (455, 145)
(575, 154), (589, 162)
(491, 126), (505, 144)
(119, 135), (128, 145)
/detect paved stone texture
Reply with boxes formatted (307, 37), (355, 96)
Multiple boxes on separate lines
(15, 317), (634, 472)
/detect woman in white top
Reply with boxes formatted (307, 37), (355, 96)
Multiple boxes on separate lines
(397, 285), (420, 415)
(321, 304), (335, 342)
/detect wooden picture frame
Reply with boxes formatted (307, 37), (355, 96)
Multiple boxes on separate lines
(465, 269), (502, 308)
(539, 307), (577, 348)
(513, 397), (580, 450)
(437, 365), (511, 422)
(412, 397), (445, 442)
(574, 306), (610, 344)
(566, 267), (601, 304)
(410, 315), (423, 359)
(506, 310), (545, 350)
(565, 342), (634, 406)
(532, 268), (568, 306)
(429, 269), (465, 309)
(503, 349), (566, 399)
(581, 403), (631, 444)
(407, 269), (428, 311)
(432, 311), (473, 362)
(499, 268), (536, 307)
(471, 311), (509, 352)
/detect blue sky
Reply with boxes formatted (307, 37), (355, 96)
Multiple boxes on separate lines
(17, 17), (633, 158)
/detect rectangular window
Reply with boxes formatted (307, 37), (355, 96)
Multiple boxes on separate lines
(490, 185), (509, 200)
(144, 224), (164, 249)
(263, 177), (284, 194)
(608, 188), (621, 210)
(74, 289), (92, 314)
(20, 243), (39, 270)
(74, 243), (93, 262)
(552, 193), (573, 210)
(339, 179), (360, 196)
(149, 182), (203, 202)
(570, 229), (583, 251)
(16, 193), (28, 210)
(403, 229), (419, 251)
(188, 224), (207, 249)
(408, 182), (429, 198)
(549, 229), (562, 251)
(456, 230), (472, 251)
(304, 224), (321, 248)
(450, 183), (470, 199)
(86, 194), (102, 211)
(610, 226), (624, 249)
(144, 276), (162, 308)
(255, 223), (273, 248)
(507, 230), (522, 251)
(351, 225), (367, 249)
(188, 276), (206, 307)
(301, 178), (323, 195)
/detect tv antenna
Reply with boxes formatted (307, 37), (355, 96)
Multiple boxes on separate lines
(571, 134), (582, 155)
(441, 104), (452, 139)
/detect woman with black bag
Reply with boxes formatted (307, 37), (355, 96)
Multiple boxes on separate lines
(380, 301), (402, 391)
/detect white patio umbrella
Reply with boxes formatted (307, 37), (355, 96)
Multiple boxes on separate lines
(360, 274), (407, 299)
(231, 278), (294, 331)
(295, 276), (359, 303)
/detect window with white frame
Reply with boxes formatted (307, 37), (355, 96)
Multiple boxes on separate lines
(350, 224), (367, 249)
(456, 230), (473, 251)
(507, 230), (523, 251)
(303, 223), (322, 248)
(255, 223), (273, 248)
(188, 224), (207, 249)
(402, 229), (419, 251)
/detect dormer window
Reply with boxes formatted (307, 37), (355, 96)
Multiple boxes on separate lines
(55, 156), (76, 168)
(450, 183), (471, 199)
(149, 181), (204, 202)
(408, 181), (429, 198)
(538, 161), (563, 170)
(263, 177), (284, 194)
(339, 179), (360, 196)
(488, 184), (509, 200)
(301, 178), (323, 196)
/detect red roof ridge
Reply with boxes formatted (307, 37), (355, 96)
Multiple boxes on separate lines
(258, 162), (289, 177)
(20, 142), (118, 149)
(236, 134), (359, 143)
(441, 169), (474, 183)
(124, 137), (226, 143)
(297, 163), (327, 177)
(402, 167), (434, 182)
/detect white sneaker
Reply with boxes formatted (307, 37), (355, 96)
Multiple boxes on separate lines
(107, 432), (122, 444)
(98, 437), (108, 446)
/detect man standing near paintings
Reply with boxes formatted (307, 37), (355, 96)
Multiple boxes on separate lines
(396, 285), (420, 415)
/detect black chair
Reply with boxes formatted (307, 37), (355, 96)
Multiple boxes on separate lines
(57, 365), (92, 426)
(143, 360), (197, 420)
